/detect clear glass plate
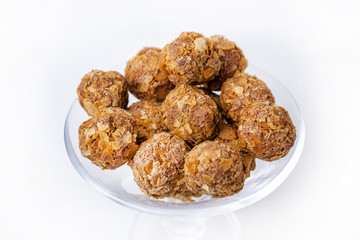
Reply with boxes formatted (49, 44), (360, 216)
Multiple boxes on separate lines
(64, 64), (305, 216)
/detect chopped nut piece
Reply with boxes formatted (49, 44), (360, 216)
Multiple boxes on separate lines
(238, 102), (296, 161)
(77, 70), (128, 116)
(242, 153), (256, 178)
(78, 108), (138, 169)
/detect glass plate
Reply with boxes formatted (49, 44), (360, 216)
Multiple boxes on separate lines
(64, 64), (305, 216)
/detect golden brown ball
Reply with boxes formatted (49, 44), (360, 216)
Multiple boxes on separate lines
(204, 35), (248, 90)
(162, 84), (221, 145)
(125, 47), (173, 101)
(78, 108), (138, 170)
(77, 70), (128, 116)
(238, 102), (296, 161)
(130, 132), (190, 198)
(220, 73), (275, 123)
(162, 32), (221, 85)
(184, 141), (245, 197)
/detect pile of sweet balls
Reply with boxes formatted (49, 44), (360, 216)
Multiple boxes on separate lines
(77, 32), (296, 200)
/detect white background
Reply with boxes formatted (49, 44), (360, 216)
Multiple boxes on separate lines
(1, 0), (360, 239)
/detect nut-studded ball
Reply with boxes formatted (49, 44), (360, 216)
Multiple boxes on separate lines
(184, 141), (245, 197)
(125, 47), (173, 101)
(220, 73), (275, 123)
(130, 132), (190, 198)
(77, 70), (128, 116)
(78, 108), (138, 169)
(162, 32), (221, 85)
(162, 84), (221, 145)
(204, 35), (248, 90)
(238, 102), (296, 161)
